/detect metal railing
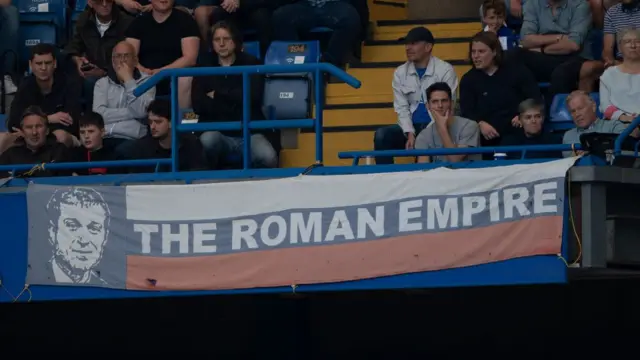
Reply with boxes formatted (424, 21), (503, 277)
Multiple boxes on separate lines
(133, 63), (361, 172)
(339, 144), (584, 166)
(614, 115), (640, 156)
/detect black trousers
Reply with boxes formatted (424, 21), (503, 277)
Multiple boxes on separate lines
(508, 48), (587, 113)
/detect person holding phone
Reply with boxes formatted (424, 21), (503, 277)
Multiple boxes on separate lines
(65, 0), (133, 109)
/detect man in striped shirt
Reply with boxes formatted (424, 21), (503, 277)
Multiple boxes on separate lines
(603, 0), (640, 66)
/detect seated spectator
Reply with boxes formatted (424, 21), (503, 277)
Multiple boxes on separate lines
(272, 0), (361, 71)
(500, 98), (562, 159)
(8, 44), (82, 148)
(415, 82), (480, 163)
(93, 41), (156, 150)
(602, 0), (640, 66)
(71, 111), (122, 175)
(0, 106), (74, 177)
(482, 0), (518, 50)
(123, 99), (207, 172)
(65, 0), (134, 109)
(0, 0), (18, 95)
(460, 32), (540, 151)
(194, 0), (273, 57)
(481, 0), (525, 31)
(373, 27), (458, 165)
(125, 0), (199, 102)
(116, 0), (152, 14)
(191, 21), (278, 169)
(562, 90), (639, 155)
(514, 0), (601, 107)
(600, 27), (640, 122)
(116, 0), (196, 14)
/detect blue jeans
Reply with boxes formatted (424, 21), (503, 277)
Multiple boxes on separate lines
(0, 6), (19, 74)
(272, 1), (360, 66)
(200, 131), (278, 169)
(373, 124), (428, 165)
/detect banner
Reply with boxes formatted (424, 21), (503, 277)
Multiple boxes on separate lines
(26, 158), (576, 290)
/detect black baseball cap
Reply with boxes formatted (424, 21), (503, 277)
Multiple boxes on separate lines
(399, 27), (435, 44)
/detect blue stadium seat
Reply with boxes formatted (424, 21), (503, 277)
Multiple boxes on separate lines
(262, 41), (320, 120)
(548, 92), (602, 131)
(18, 24), (58, 63)
(242, 41), (260, 60)
(18, 0), (67, 62)
(72, 0), (87, 23)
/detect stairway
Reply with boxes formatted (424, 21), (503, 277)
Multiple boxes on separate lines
(279, 1), (481, 168)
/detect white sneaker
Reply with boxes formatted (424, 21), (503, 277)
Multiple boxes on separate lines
(3, 75), (17, 95)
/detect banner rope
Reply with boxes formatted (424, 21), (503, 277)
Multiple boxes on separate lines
(557, 170), (582, 267)
(0, 279), (31, 302)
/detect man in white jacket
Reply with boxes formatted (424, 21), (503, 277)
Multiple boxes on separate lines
(92, 41), (156, 151)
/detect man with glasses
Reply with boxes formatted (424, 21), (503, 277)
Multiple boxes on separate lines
(92, 41), (156, 153)
(65, 0), (133, 108)
(501, 98), (562, 159)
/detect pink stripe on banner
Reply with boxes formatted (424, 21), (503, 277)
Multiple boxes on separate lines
(125, 215), (562, 291)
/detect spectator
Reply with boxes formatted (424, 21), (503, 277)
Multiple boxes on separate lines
(116, 0), (152, 14)
(373, 27), (458, 165)
(71, 111), (122, 175)
(191, 21), (278, 169)
(116, 0), (196, 14)
(414, 82), (480, 163)
(482, 0), (519, 50)
(515, 0), (601, 104)
(65, 0), (134, 109)
(600, 27), (640, 122)
(124, 99), (207, 172)
(562, 90), (639, 154)
(272, 0), (361, 71)
(194, 0), (273, 57)
(93, 41), (156, 149)
(125, 0), (200, 100)
(0, 0), (18, 96)
(0, 106), (74, 177)
(460, 32), (540, 151)
(8, 44), (82, 148)
(481, 0), (525, 30)
(602, 0), (640, 66)
(500, 98), (562, 159)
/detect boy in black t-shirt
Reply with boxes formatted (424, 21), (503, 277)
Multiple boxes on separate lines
(72, 112), (121, 175)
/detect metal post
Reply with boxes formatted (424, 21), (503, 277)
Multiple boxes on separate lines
(242, 73), (251, 170)
(580, 183), (608, 267)
(170, 76), (179, 173)
(314, 68), (323, 164)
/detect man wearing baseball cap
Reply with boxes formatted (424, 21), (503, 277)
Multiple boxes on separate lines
(373, 26), (459, 165)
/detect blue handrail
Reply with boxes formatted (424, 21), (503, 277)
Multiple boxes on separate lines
(614, 114), (640, 156)
(133, 63), (361, 171)
(339, 144), (582, 166)
(0, 159), (170, 172)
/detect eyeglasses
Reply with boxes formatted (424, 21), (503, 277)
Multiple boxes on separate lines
(621, 39), (640, 46)
(112, 53), (132, 60)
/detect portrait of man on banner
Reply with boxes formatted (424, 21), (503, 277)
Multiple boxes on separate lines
(45, 188), (111, 286)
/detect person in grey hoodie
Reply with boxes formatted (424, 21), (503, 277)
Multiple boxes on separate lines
(92, 41), (155, 149)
